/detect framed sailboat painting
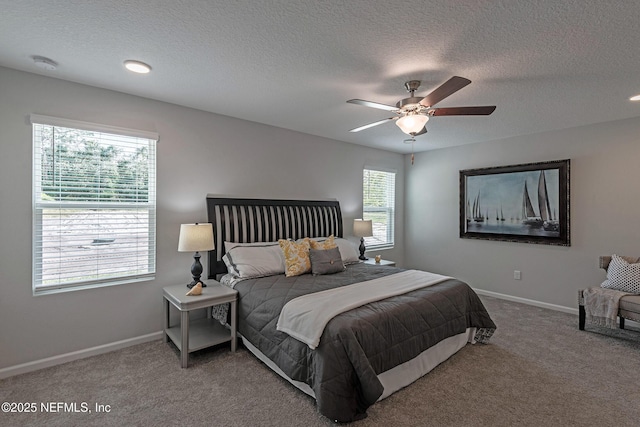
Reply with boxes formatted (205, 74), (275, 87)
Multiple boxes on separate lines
(459, 159), (570, 246)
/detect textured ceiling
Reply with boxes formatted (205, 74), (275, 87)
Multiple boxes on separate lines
(1, 0), (639, 153)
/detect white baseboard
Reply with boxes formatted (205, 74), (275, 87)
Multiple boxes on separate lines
(0, 331), (163, 380)
(473, 288), (578, 315)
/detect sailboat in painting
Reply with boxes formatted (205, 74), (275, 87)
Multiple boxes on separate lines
(522, 172), (544, 228)
(472, 192), (484, 223)
(539, 171), (559, 231)
(521, 180), (543, 227)
(522, 170), (558, 231)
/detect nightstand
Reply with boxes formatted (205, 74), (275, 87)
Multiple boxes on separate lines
(163, 282), (237, 368)
(363, 259), (396, 267)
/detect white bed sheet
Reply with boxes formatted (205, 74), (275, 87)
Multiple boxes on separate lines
(239, 327), (475, 402)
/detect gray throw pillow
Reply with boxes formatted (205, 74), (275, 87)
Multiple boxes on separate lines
(309, 247), (345, 275)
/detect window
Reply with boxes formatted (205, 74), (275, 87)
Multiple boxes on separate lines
(362, 168), (395, 249)
(32, 115), (157, 294)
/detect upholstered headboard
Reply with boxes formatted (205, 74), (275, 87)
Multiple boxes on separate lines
(206, 196), (343, 277)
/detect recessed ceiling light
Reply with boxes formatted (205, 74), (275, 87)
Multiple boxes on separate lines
(629, 94), (640, 102)
(32, 56), (58, 71)
(124, 60), (151, 74)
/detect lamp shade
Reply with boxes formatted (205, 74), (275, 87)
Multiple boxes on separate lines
(178, 223), (214, 252)
(395, 114), (429, 135)
(353, 219), (373, 237)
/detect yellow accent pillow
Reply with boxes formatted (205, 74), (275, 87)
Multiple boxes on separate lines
(279, 238), (311, 277)
(309, 235), (337, 250)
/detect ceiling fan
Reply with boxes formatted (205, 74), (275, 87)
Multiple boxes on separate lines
(347, 76), (496, 137)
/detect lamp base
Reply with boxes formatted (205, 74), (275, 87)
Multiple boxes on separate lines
(358, 237), (368, 261)
(187, 280), (207, 289)
(186, 252), (207, 288)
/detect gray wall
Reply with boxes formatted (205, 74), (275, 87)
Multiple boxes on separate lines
(4, 62), (638, 372)
(405, 116), (640, 309)
(0, 67), (405, 370)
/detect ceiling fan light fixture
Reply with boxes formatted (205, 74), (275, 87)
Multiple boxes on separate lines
(396, 114), (429, 135)
(629, 94), (640, 101)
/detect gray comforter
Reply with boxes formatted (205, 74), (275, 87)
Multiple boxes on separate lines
(234, 263), (496, 422)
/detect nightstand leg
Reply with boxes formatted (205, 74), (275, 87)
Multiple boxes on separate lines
(230, 300), (237, 352)
(163, 298), (169, 343)
(181, 310), (189, 368)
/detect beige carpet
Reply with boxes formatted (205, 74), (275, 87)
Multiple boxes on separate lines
(1, 296), (639, 426)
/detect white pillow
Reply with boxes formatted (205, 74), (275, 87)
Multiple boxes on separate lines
(222, 241), (286, 278)
(304, 236), (360, 265)
(334, 238), (360, 264)
(601, 254), (640, 293)
(219, 273), (245, 289)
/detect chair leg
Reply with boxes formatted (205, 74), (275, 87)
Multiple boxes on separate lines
(579, 305), (585, 330)
(619, 316), (625, 329)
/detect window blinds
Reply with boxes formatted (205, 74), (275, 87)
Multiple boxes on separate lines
(363, 168), (396, 249)
(31, 115), (157, 293)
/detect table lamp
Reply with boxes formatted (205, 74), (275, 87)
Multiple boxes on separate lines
(178, 223), (214, 288)
(353, 219), (373, 260)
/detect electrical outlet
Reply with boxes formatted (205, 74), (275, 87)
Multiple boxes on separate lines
(514, 270), (521, 280)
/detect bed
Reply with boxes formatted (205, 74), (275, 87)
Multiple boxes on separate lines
(207, 196), (496, 422)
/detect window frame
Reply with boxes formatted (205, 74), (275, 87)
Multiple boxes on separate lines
(362, 167), (396, 250)
(31, 114), (158, 295)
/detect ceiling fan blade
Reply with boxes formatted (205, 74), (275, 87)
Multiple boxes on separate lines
(347, 99), (398, 112)
(349, 117), (396, 132)
(419, 76), (472, 107)
(430, 106), (496, 116)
